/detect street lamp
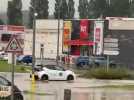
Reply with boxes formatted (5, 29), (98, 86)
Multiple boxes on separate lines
(32, 12), (38, 81)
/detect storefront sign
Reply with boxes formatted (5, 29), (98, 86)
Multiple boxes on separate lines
(93, 21), (104, 55)
(80, 19), (89, 40)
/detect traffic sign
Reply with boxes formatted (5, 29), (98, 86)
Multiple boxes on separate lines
(104, 43), (118, 48)
(104, 38), (118, 43)
(103, 50), (119, 55)
(103, 38), (119, 55)
(5, 36), (22, 53)
(104, 48), (119, 51)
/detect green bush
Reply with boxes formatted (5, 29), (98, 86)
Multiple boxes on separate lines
(81, 67), (130, 79)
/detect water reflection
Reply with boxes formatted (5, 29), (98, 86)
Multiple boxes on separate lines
(72, 88), (134, 100)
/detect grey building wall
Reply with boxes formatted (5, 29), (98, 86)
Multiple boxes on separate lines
(106, 29), (134, 68)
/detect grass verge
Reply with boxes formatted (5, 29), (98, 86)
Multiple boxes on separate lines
(0, 60), (31, 73)
(74, 67), (133, 79)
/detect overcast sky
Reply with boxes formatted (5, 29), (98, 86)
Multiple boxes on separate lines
(0, 0), (79, 18)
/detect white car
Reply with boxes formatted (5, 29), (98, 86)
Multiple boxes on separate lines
(32, 65), (76, 81)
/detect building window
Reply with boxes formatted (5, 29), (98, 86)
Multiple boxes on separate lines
(1, 34), (11, 42)
(51, 50), (53, 54)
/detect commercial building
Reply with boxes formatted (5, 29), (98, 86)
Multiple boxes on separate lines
(24, 19), (63, 59)
(24, 19), (96, 62)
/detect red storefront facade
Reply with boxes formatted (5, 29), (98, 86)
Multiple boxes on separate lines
(63, 19), (95, 56)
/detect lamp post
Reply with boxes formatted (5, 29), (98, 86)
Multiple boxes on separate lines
(31, 11), (38, 100)
(32, 12), (37, 82)
(56, 0), (62, 66)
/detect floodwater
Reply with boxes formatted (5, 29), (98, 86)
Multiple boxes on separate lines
(71, 88), (134, 100)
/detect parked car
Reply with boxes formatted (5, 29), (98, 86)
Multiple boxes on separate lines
(17, 55), (32, 64)
(16, 55), (25, 63)
(75, 56), (89, 67)
(75, 56), (116, 68)
(0, 52), (8, 60)
(31, 65), (76, 81)
(0, 76), (23, 100)
(89, 56), (116, 67)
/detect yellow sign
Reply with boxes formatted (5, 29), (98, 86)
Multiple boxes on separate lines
(63, 21), (72, 52)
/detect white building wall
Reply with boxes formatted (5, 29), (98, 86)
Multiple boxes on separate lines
(24, 19), (63, 59)
(23, 30), (33, 55)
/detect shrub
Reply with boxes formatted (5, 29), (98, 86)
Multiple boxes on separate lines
(81, 67), (130, 79)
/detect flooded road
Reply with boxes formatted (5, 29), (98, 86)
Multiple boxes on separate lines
(1, 72), (134, 100)
(72, 88), (134, 100)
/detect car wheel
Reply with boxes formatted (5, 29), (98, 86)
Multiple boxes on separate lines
(41, 75), (48, 81)
(67, 75), (74, 81)
(30, 74), (32, 78)
(14, 94), (23, 100)
(95, 63), (99, 67)
(78, 63), (84, 68)
(34, 75), (39, 80)
(26, 62), (29, 65)
(81, 62), (85, 66)
(110, 64), (116, 68)
(77, 63), (82, 69)
(30, 74), (38, 80)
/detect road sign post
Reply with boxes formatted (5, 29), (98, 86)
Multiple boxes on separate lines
(103, 38), (119, 71)
(5, 35), (22, 100)
(107, 55), (109, 72)
(11, 53), (15, 100)
(103, 38), (119, 55)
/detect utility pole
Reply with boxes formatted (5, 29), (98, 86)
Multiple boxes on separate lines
(56, 0), (62, 66)
(31, 1), (38, 99)
(31, 0), (38, 81)
(32, 10), (37, 82)
(11, 53), (15, 100)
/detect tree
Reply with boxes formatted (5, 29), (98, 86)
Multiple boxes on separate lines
(129, 0), (134, 17)
(78, 0), (89, 18)
(67, 0), (75, 19)
(109, 0), (130, 17)
(54, 0), (62, 19)
(87, 0), (96, 18)
(54, 0), (68, 19)
(29, 0), (49, 28)
(7, 0), (23, 25)
(0, 19), (4, 25)
(93, 0), (109, 18)
(62, 0), (68, 19)
(35, 0), (49, 19)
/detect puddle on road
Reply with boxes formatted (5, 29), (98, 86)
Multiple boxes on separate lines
(71, 88), (134, 100)
(23, 88), (134, 100)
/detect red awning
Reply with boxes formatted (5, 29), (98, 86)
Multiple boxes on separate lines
(66, 40), (95, 46)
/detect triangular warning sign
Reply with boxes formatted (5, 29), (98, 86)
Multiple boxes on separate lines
(5, 36), (23, 53)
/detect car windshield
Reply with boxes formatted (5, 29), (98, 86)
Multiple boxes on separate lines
(0, 76), (10, 86)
